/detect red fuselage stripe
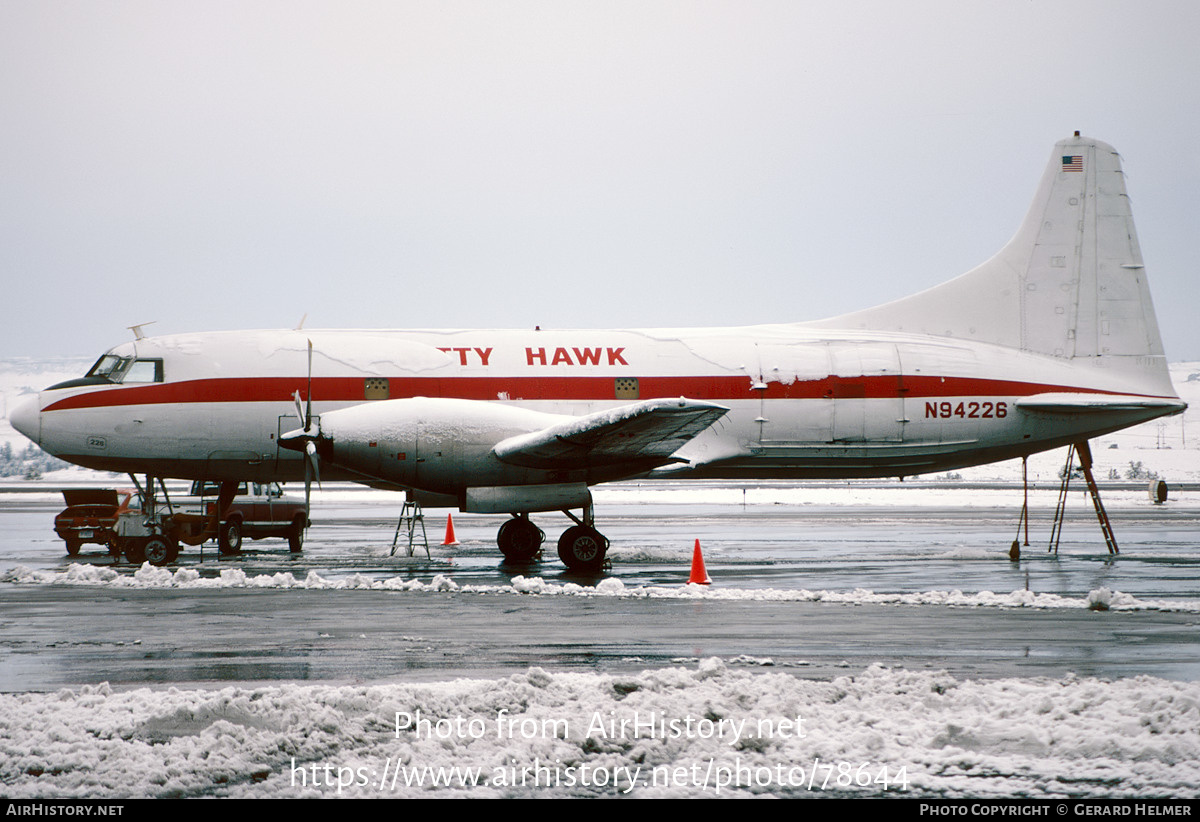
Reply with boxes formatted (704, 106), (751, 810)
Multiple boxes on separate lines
(41, 374), (1144, 412)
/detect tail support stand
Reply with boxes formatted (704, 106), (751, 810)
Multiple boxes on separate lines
(1011, 456), (1029, 560)
(392, 497), (430, 559)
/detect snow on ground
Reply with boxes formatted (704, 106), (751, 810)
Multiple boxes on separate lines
(1, 659), (1197, 798)
(3, 563), (1199, 615)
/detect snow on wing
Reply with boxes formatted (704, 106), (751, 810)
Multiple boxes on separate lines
(491, 399), (729, 469)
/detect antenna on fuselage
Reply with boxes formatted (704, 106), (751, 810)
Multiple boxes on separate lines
(128, 322), (156, 340)
(295, 314), (307, 331)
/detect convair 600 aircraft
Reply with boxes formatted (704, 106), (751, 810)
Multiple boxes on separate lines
(11, 135), (1186, 571)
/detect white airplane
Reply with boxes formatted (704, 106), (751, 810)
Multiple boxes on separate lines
(10, 134), (1186, 571)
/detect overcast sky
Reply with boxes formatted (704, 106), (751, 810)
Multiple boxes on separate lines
(2, 0), (1197, 362)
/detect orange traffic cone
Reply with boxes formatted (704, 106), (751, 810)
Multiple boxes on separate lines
(688, 539), (711, 584)
(442, 514), (459, 545)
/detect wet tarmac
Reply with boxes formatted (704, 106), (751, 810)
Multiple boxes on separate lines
(2, 482), (1198, 690)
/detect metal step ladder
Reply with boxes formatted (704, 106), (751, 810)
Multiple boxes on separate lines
(1049, 440), (1119, 556)
(391, 498), (430, 558)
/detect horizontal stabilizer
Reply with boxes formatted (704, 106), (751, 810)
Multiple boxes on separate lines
(1015, 393), (1187, 414)
(492, 398), (728, 469)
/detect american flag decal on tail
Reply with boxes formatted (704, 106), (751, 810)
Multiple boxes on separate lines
(1062, 155), (1083, 172)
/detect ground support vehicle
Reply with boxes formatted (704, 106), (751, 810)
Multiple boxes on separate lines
(55, 479), (307, 565)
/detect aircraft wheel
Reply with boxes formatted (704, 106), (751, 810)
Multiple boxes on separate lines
(64, 539), (81, 557)
(288, 517), (305, 553)
(497, 517), (543, 563)
(218, 519), (243, 555)
(124, 539), (147, 564)
(557, 525), (608, 573)
(143, 535), (179, 566)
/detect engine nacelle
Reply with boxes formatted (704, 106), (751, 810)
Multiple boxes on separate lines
(319, 397), (570, 495)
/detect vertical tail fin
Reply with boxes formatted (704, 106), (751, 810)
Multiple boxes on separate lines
(809, 134), (1174, 396)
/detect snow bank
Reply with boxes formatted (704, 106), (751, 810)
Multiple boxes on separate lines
(4, 563), (1198, 614)
(2, 660), (1196, 798)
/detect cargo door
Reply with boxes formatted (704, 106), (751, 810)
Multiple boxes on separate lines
(753, 342), (833, 448)
(826, 342), (905, 442)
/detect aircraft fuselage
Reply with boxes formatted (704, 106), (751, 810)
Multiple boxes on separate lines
(14, 325), (1181, 496)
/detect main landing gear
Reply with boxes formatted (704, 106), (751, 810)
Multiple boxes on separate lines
(496, 503), (609, 574)
(496, 514), (544, 564)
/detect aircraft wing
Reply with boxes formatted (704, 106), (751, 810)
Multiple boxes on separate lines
(1015, 393), (1187, 414)
(492, 398), (729, 470)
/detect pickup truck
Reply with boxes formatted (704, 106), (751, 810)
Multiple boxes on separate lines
(180, 481), (309, 555)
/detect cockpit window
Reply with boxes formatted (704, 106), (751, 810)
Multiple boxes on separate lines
(122, 359), (163, 383)
(81, 355), (163, 384)
(85, 354), (127, 381)
(47, 352), (162, 391)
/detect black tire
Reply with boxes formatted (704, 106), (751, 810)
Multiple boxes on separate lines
(64, 539), (81, 557)
(497, 517), (543, 563)
(218, 519), (242, 555)
(143, 535), (179, 566)
(556, 525), (608, 573)
(288, 517), (305, 553)
(124, 539), (146, 564)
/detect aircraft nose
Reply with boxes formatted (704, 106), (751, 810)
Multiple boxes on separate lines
(9, 395), (40, 444)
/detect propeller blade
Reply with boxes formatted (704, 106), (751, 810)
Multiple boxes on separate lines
(303, 452), (312, 517)
(305, 440), (321, 487)
(305, 339), (313, 430)
(290, 339), (319, 522)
